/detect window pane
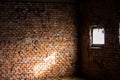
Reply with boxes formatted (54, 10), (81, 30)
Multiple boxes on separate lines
(93, 28), (104, 44)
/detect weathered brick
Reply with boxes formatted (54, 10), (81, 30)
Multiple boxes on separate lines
(0, 2), (77, 80)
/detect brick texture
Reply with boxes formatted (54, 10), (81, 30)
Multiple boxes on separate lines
(78, 0), (120, 80)
(0, 2), (77, 80)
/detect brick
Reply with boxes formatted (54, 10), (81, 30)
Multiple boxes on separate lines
(0, 2), (76, 79)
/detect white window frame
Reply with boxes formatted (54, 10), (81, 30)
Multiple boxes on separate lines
(90, 25), (105, 48)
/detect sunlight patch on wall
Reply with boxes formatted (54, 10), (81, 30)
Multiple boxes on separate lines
(33, 52), (57, 78)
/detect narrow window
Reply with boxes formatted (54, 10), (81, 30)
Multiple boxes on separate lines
(90, 25), (105, 47)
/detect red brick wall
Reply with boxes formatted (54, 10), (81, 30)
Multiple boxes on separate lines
(78, 0), (120, 80)
(0, 2), (77, 79)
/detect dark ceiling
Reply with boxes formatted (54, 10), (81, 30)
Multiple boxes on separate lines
(0, 0), (86, 3)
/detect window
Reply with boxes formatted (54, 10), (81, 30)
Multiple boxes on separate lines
(90, 25), (105, 47)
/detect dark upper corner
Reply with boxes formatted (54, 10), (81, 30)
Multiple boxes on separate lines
(0, 0), (88, 3)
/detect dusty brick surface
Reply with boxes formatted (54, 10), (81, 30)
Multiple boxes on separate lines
(0, 2), (77, 80)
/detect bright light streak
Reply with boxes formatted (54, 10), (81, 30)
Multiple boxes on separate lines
(33, 52), (57, 77)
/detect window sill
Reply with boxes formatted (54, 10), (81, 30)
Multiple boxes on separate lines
(90, 44), (104, 49)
